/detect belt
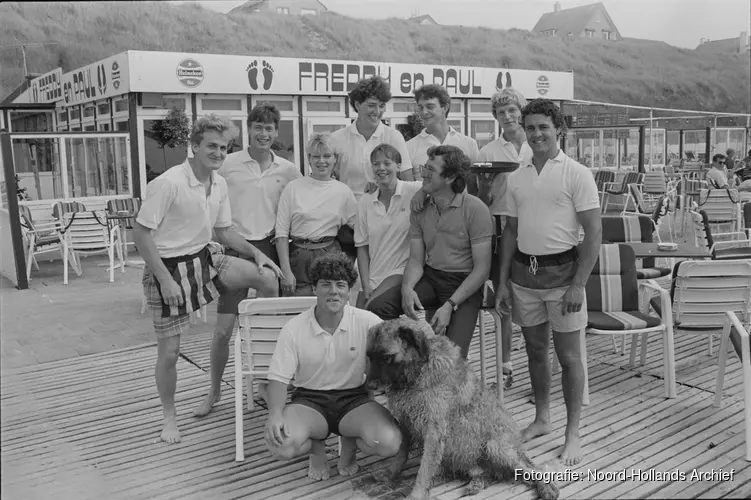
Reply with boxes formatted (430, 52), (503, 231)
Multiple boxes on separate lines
(250, 232), (275, 244)
(290, 236), (336, 250)
(514, 247), (578, 267)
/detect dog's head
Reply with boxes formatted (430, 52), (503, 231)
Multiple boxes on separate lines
(366, 318), (434, 390)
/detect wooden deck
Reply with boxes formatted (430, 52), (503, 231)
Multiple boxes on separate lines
(2, 314), (750, 500)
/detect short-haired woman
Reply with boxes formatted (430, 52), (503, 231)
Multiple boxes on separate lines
(355, 143), (422, 307)
(275, 132), (357, 296)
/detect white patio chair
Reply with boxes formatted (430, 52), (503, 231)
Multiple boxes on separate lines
(19, 205), (69, 282)
(60, 210), (124, 284)
(235, 296), (317, 461)
(714, 311), (751, 461)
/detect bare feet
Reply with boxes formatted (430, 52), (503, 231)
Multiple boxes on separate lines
(307, 440), (330, 481)
(193, 390), (221, 417)
(160, 417), (181, 444)
(559, 433), (582, 466)
(337, 436), (360, 476)
(521, 421), (552, 443)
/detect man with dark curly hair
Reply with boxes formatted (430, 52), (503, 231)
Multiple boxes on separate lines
(368, 145), (493, 359)
(495, 98), (601, 466)
(264, 252), (401, 481)
(331, 75), (414, 201)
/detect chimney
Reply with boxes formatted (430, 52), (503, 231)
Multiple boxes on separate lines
(554, 1), (561, 12)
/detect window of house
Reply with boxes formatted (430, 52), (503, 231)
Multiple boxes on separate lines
(300, 8), (317, 15)
(585, 29), (595, 38)
(277, 7), (289, 14)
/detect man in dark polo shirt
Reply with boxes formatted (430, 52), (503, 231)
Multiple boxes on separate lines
(367, 145), (493, 358)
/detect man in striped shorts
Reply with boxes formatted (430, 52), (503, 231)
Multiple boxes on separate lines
(134, 115), (283, 444)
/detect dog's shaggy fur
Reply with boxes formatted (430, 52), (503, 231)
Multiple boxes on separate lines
(366, 318), (559, 500)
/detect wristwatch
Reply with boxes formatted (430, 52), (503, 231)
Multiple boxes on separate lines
(446, 298), (459, 312)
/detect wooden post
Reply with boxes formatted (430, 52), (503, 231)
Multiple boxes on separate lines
(1, 132), (29, 289)
(638, 125), (645, 173)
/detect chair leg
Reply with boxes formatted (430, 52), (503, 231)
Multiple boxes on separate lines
(108, 245), (115, 283)
(714, 322), (731, 408)
(602, 193), (610, 214)
(708, 334), (714, 357)
(491, 310), (503, 401)
(235, 332), (245, 462)
(478, 310), (487, 387)
(26, 241), (35, 282)
(620, 334), (626, 355)
(63, 243), (69, 285)
(629, 333), (639, 367)
(640, 332), (648, 365)
(246, 375), (254, 412)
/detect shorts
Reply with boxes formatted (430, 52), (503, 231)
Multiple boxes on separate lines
(510, 282), (588, 333)
(288, 240), (341, 296)
(143, 253), (234, 339)
(217, 236), (279, 315)
(290, 385), (372, 436)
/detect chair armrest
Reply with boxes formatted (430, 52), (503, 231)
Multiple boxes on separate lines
(603, 181), (619, 191)
(639, 279), (673, 321)
(711, 236), (751, 253)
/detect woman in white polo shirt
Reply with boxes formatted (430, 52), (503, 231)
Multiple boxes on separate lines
(355, 143), (422, 308)
(276, 133), (357, 296)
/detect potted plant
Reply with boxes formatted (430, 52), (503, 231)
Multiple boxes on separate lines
(150, 107), (191, 169)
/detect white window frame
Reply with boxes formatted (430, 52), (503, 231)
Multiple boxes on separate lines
(304, 118), (350, 175)
(198, 94), (248, 150)
(302, 96), (347, 117)
(300, 8), (317, 15)
(250, 95), (300, 168)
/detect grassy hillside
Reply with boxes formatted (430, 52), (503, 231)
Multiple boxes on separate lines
(1, 1), (749, 113)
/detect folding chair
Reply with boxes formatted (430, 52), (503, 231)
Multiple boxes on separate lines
(594, 170), (616, 205)
(714, 311), (751, 461)
(669, 260), (751, 357)
(60, 210), (124, 284)
(52, 200), (86, 220)
(19, 205), (66, 282)
(235, 297), (317, 461)
(697, 188), (742, 235)
(690, 209), (751, 260)
(602, 171), (643, 214)
(106, 197), (142, 257)
(584, 244), (676, 400)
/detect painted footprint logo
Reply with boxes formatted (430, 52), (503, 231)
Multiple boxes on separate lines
(246, 60), (275, 91)
(495, 71), (513, 91)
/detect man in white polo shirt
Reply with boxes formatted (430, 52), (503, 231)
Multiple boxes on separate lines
(495, 99), (601, 466)
(477, 88), (533, 390)
(194, 102), (301, 417)
(134, 114), (283, 445)
(406, 83), (479, 176)
(265, 253), (401, 481)
(332, 75), (414, 201)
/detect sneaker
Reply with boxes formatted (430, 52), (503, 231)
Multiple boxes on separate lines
(502, 368), (514, 390)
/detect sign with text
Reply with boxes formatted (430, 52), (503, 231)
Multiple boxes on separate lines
(127, 50), (575, 100)
(14, 68), (63, 104)
(15, 53), (130, 107)
(576, 112), (630, 127)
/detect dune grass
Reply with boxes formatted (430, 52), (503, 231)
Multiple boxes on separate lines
(1, 1), (748, 113)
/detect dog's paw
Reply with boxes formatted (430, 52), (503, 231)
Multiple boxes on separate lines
(538, 480), (560, 500)
(466, 477), (486, 495)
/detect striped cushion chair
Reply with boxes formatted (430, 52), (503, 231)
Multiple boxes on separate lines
(52, 201), (87, 220)
(743, 202), (751, 238)
(601, 214), (670, 279)
(106, 198), (141, 229)
(585, 243), (677, 399)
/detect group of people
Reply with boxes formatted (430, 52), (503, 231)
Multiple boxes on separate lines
(706, 148), (751, 198)
(134, 75), (602, 478)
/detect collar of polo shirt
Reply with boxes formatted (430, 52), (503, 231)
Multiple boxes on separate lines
(311, 303), (353, 336)
(183, 160), (220, 187)
(523, 149), (566, 168)
(372, 178), (408, 202)
(350, 121), (385, 139)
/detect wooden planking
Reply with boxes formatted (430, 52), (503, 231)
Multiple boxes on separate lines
(2, 321), (749, 500)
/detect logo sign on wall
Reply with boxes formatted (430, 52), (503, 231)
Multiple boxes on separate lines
(112, 61), (121, 90)
(536, 75), (550, 95)
(176, 59), (204, 88)
(25, 68), (63, 104)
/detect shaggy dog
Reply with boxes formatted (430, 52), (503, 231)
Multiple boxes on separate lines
(366, 318), (559, 500)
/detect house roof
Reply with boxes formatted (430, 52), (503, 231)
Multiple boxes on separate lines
(228, 0), (328, 15)
(408, 14), (438, 25)
(532, 2), (621, 39)
(695, 37), (740, 53)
